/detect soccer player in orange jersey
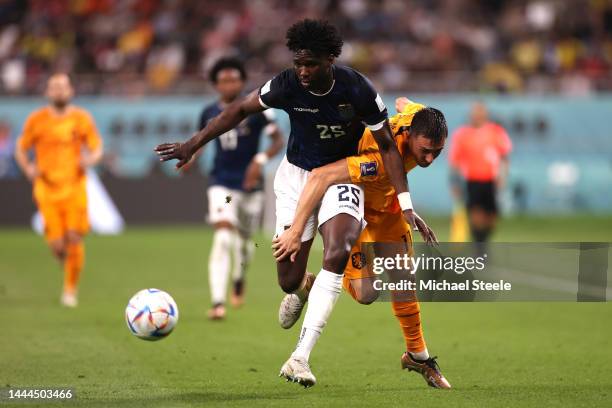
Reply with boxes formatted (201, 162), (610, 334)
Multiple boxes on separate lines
(273, 98), (451, 388)
(448, 102), (512, 250)
(14, 74), (103, 308)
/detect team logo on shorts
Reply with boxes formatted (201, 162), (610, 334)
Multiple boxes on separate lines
(360, 161), (377, 177)
(337, 103), (355, 120)
(351, 252), (366, 269)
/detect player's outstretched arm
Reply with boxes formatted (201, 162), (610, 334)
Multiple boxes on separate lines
(272, 159), (351, 262)
(155, 89), (265, 169)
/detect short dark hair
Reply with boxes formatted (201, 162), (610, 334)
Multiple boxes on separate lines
(409, 107), (448, 144)
(286, 19), (343, 58)
(209, 57), (247, 84)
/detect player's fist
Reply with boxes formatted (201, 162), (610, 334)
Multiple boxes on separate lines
(395, 97), (410, 114)
(272, 228), (302, 263)
(403, 209), (438, 245)
(24, 163), (38, 182)
(242, 161), (262, 191)
(155, 140), (195, 169)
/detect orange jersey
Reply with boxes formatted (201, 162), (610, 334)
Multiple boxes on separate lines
(17, 106), (102, 202)
(449, 122), (511, 182)
(346, 101), (424, 215)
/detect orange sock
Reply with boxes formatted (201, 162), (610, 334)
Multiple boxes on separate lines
(392, 300), (427, 353)
(63, 242), (84, 294)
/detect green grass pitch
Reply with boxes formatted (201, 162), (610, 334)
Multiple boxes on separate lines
(1, 215), (611, 407)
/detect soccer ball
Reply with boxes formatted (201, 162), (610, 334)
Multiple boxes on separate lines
(125, 288), (179, 341)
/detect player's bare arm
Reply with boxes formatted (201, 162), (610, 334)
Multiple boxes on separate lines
(155, 89), (265, 169)
(243, 123), (285, 190)
(272, 159), (351, 262)
(14, 145), (38, 182)
(497, 155), (509, 190)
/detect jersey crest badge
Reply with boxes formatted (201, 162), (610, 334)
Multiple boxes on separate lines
(360, 161), (378, 177)
(338, 103), (355, 120)
(351, 252), (366, 269)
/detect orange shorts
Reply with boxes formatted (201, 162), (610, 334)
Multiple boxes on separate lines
(343, 210), (413, 292)
(37, 188), (89, 243)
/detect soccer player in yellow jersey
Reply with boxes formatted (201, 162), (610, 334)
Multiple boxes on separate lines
(273, 98), (450, 388)
(15, 74), (103, 307)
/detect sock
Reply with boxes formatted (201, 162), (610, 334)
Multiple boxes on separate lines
(231, 233), (254, 284)
(471, 225), (491, 243)
(63, 242), (84, 294)
(292, 269), (343, 361)
(392, 300), (428, 359)
(208, 228), (234, 305)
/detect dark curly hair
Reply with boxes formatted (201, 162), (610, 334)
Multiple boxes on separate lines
(209, 57), (247, 84)
(286, 19), (343, 58)
(407, 107), (448, 144)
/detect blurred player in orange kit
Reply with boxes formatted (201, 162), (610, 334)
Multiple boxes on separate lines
(449, 102), (512, 250)
(14, 74), (103, 308)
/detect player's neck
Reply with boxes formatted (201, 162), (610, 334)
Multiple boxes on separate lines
(307, 67), (335, 95)
(309, 79), (334, 96)
(49, 104), (72, 117)
(219, 97), (237, 107)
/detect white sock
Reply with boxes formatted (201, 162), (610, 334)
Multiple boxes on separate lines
(292, 269), (343, 361)
(208, 228), (234, 305)
(410, 349), (430, 361)
(231, 233), (254, 282)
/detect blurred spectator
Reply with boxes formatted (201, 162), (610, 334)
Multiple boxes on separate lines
(0, 119), (17, 178)
(0, 0), (610, 95)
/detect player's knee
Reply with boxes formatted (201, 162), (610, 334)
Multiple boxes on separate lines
(348, 281), (379, 305)
(322, 243), (352, 272)
(49, 240), (66, 259)
(212, 228), (234, 248)
(66, 231), (82, 245)
(278, 271), (302, 293)
(354, 291), (378, 305)
(323, 232), (360, 272)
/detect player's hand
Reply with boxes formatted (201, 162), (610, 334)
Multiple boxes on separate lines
(242, 161), (262, 191)
(395, 97), (410, 114)
(155, 140), (195, 169)
(80, 153), (96, 169)
(403, 209), (438, 245)
(272, 228), (302, 262)
(24, 163), (38, 182)
(496, 175), (506, 191)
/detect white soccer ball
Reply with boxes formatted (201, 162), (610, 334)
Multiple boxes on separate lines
(125, 288), (179, 341)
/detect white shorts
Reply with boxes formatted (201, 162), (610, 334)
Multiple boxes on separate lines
(274, 156), (365, 242)
(207, 185), (265, 236)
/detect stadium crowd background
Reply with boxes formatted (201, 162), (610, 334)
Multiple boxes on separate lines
(1, 0), (611, 221)
(0, 0), (611, 96)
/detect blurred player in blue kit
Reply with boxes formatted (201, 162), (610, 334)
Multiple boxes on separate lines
(199, 58), (284, 320)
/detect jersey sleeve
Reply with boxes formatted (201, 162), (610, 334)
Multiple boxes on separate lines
(346, 151), (386, 184)
(259, 70), (291, 110)
(80, 111), (102, 151)
(262, 108), (276, 123)
(353, 74), (388, 131)
(17, 113), (37, 151)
